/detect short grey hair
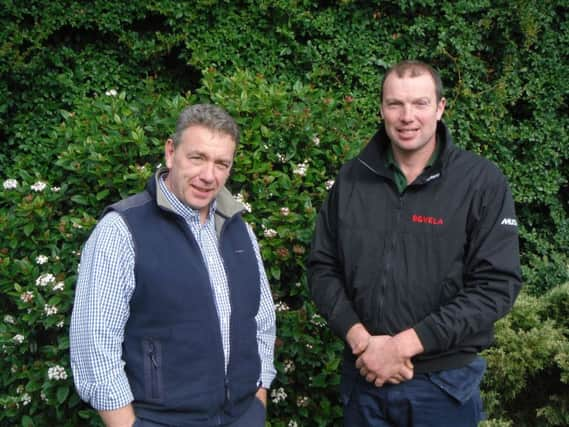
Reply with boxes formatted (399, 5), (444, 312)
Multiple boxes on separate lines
(171, 104), (240, 147)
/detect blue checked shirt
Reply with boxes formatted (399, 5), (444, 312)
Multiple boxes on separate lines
(70, 177), (276, 411)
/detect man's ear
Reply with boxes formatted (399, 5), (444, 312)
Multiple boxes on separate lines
(436, 97), (446, 120)
(164, 138), (175, 168)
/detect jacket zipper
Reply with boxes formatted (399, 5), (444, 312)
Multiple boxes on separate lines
(219, 222), (232, 408)
(147, 341), (159, 399)
(378, 189), (404, 335)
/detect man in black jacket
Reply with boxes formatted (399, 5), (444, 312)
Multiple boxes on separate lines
(308, 60), (522, 426)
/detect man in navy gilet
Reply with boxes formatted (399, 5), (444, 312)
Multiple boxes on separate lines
(70, 104), (276, 427)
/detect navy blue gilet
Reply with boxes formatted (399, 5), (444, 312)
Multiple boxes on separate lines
(105, 174), (261, 426)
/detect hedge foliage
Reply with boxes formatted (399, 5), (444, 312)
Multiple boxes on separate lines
(0, 1), (567, 426)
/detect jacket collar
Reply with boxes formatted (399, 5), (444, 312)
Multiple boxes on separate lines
(358, 121), (454, 183)
(147, 168), (245, 235)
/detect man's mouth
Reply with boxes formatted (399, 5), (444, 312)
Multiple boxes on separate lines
(397, 128), (419, 138)
(192, 184), (214, 195)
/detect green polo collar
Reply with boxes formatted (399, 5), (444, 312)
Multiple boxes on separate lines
(386, 138), (440, 194)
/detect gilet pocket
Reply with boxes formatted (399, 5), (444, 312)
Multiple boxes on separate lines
(142, 338), (163, 402)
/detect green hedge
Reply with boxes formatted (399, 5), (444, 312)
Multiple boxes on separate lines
(1, 1), (567, 426)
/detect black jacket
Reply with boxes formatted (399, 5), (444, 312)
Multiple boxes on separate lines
(308, 121), (522, 373)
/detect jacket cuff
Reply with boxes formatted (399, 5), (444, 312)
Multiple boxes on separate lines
(333, 309), (362, 342)
(413, 321), (440, 354)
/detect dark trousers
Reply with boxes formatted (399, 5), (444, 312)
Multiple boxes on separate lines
(342, 358), (486, 427)
(134, 397), (266, 427)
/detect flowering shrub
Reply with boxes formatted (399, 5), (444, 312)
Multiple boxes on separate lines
(1, 1), (568, 426)
(0, 173), (86, 425)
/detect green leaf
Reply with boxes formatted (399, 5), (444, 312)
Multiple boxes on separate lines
(56, 385), (70, 404)
(23, 223), (35, 236)
(78, 410), (92, 419)
(96, 189), (110, 200)
(71, 195), (89, 205)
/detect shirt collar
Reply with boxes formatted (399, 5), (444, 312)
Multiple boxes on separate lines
(158, 174), (216, 223)
(385, 134), (441, 170)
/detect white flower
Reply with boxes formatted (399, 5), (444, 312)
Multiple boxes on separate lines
(44, 304), (58, 316)
(35, 255), (49, 265)
(56, 320), (64, 328)
(276, 153), (287, 163)
(36, 273), (56, 287)
(40, 391), (48, 402)
(4, 315), (15, 324)
(20, 291), (34, 303)
(21, 393), (31, 406)
(234, 193), (252, 212)
(305, 343), (313, 349)
(288, 420), (298, 427)
(325, 179), (335, 190)
(293, 161), (309, 176)
(30, 181), (47, 192)
(312, 135), (321, 146)
(270, 387), (287, 404)
(47, 365), (68, 381)
(280, 207), (290, 216)
(51, 186), (61, 192)
(283, 359), (295, 373)
(11, 365), (17, 373)
(296, 395), (310, 407)
(310, 314), (326, 328)
(105, 89), (118, 96)
(52, 282), (65, 292)
(263, 228), (277, 238)
(3, 179), (18, 189)
(275, 301), (290, 312)
(156, 163), (162, 169)
(12, 334), (25, 344)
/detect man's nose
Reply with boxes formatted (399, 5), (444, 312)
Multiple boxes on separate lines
(401, 105), (413, 122)
(200, 162), (216, 181)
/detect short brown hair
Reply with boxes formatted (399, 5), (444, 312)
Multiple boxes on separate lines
(381, 60), (444, 102)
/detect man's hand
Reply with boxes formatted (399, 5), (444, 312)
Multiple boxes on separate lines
(255, 387), (268, 408)
(385, 359), (414, 384)
(355, 328), (424, 387)
(355, 335), (411, 386)
(346, 323), (371, 356)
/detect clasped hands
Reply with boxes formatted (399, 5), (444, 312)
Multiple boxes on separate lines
(347, 323), (418, 387)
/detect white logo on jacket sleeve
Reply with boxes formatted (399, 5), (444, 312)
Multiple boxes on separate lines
(500, 218), (518, 226)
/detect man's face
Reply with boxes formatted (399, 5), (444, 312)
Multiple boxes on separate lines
(164, 125), (235, 221)
(380, 73), (446, 157)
